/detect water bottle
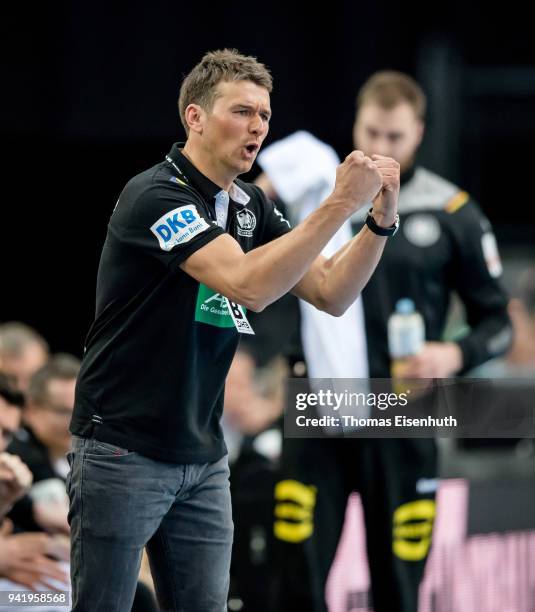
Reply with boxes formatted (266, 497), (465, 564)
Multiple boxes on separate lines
(388, 298), (425, 383)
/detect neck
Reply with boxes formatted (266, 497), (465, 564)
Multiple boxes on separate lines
(182, 140), (234, 192)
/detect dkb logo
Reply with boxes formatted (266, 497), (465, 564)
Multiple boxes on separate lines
(150, 205), (209, 251)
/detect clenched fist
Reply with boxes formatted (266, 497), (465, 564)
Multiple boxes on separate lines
(370, 154), (400, 227)
(333, 150), (383, 212)
(0, 452), (33, 516)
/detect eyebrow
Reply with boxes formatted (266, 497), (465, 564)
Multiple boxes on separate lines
(233, 103), (272, 118)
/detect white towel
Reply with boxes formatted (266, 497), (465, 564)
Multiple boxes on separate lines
(258, 131), (369, 381)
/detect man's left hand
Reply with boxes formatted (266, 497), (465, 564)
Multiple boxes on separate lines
(371, 154), (400, 227)
(400, 341), (463, 378)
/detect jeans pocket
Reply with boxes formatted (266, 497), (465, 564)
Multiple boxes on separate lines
(85, 438), (133, 457)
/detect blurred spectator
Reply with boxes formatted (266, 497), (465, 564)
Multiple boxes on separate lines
(471, 267), (535, 377)
(0, 372), (68, 590)
(0, 373), (31, 519)
(22, 354), (79, 477)
(223, 255), (299, 611)
(8, 354), (80, 534)
(224, 348), (288, 612)
(0, 323), (49, 393)
(2, 359), (155, 606)
(507, 268), (535, 371)
(224, 349), (286, 441)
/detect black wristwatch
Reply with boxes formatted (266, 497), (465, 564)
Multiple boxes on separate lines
(365, 208), (400, 237)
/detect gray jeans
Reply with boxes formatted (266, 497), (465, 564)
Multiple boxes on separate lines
(66, 435), (233, 611)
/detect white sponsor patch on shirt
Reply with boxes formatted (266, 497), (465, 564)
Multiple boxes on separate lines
(150, 205), (210, 251)
(224, 298), (255, 335)
(481, 232), (503, 278)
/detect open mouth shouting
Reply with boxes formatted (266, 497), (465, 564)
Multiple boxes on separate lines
(242, 142), (260, 160)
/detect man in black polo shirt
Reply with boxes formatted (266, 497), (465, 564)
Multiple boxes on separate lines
(68, 49), (401, 611)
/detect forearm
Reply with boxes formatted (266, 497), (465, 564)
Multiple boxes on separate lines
(316, 225), (387, 315)
(182, 151), (392, 311)
(233, 194), (353, 310)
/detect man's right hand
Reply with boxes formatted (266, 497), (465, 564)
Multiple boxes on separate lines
(0, 523), (69, 590)
(0, 453), (33, 516)
(332, 150), (383, 213)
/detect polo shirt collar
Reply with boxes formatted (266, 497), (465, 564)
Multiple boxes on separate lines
(167, 142), (250, 206)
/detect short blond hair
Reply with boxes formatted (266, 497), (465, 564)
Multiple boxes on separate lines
(357, 71), (426, 120)
(178, 49), (273, 135)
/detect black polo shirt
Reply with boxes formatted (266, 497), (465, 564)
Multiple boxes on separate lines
(71, 143), (291, 463)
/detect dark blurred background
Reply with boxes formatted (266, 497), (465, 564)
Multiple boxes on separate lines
(3, 1), (534, 354)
